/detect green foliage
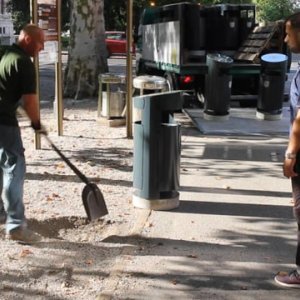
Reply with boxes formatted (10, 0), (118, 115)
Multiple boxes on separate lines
(6, 0), (30, 33)
(8, 0), (296, 35)
(195, 0), (253, 4)
(104, 0), (201, 31)
(61, 36), (70, 50)
(7, 0), (70, 33)
(255, 0), (295, 22)
(104, 0), (126, 30)
(62, 0), (71, 31)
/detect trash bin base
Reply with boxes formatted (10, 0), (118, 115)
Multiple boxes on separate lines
(203, 112), (229, 121)
(256, 110), (282, 121)
(97, 116), (126, 127)
(132, 191), (179, 210)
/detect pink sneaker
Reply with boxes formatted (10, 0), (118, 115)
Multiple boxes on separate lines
(274, 270), (300, 288)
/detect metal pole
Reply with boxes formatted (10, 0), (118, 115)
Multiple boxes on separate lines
(126, 0), (133, 138)
(31, 0), (41, 149)
(56, 0), (63, 136)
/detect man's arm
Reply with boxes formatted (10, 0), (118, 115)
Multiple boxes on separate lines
(22, 93), (40, 128)
(284, 109), (300, 177)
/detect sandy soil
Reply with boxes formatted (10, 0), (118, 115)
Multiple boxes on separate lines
(0, 99), (138, 299)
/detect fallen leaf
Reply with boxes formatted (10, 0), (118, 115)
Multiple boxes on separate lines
(85, 259), (93, 265)
(55, 163), (65, 169)
(2, 285), (13, 291)
(187, 254), (198, 259)
(20, 249), (33, 257)
(223, 185), (231, 190)
(171, 279), (178, 285)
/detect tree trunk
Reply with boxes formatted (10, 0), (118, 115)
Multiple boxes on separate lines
(64, 0), (108, 100)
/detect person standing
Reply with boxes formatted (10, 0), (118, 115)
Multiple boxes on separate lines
(275, 12), (300, 287)
(0, 24), (45, 244)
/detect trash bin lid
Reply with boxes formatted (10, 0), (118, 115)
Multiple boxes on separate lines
(207, 53), (233, 64)
(133, 75), (167, 90)
(99, 73), (126, 84)
(261, 53), (288, 63)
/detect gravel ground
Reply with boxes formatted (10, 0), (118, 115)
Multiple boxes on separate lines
(0, 99), (140, 299)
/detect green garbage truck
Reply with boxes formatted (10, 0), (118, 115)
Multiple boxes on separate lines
(135, 2), (290, 107)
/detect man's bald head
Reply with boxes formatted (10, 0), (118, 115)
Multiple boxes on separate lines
(18, 24), (45, 57)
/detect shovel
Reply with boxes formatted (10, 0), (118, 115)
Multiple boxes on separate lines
(43, 134), (108, 221)
(18, 108), (108, 221)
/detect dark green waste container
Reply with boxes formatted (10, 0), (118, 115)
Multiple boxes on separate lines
(204, 54), (233, 120)
(133, 91), (183, 210)
(205, 5), (240, 51)
(256, 53), (288, 120)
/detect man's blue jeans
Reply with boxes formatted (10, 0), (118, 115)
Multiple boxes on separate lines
(0, 125), (26, 233)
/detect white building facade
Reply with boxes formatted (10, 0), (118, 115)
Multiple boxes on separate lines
(0, 0), (14, 45)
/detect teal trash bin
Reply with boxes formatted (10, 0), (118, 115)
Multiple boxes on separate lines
(133, 91), (183, 210)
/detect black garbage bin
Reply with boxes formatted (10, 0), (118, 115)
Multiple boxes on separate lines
(238, 4), (256, 46)
(256, 53), (288, 120)
(204, 54), (233, 120)
(205, 4), (240, 51)
(133, 91), (183, 210)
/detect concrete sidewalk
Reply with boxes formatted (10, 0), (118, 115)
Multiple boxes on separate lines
(98, 114), (299, 299)
(184, 105), (290, 136)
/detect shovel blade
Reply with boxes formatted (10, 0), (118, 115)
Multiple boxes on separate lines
(82, 183), (108, 221)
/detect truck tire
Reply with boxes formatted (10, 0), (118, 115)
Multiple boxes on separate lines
(136, 59), (147, 75)
(165, 72), (178, 91)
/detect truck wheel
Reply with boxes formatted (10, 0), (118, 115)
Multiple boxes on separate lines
(165, 72), (178, 91)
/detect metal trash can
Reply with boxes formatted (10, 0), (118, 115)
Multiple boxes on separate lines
(97, 73), (126, 119)
(204, 54), (233, 120)
(133, 75), (168, 96)
(256, 53), (288, 120)
(133, 91), (183, 210)
(132, 75), (169, 127)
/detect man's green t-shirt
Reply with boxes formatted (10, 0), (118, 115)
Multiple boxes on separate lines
(0, 44), (36, 126)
